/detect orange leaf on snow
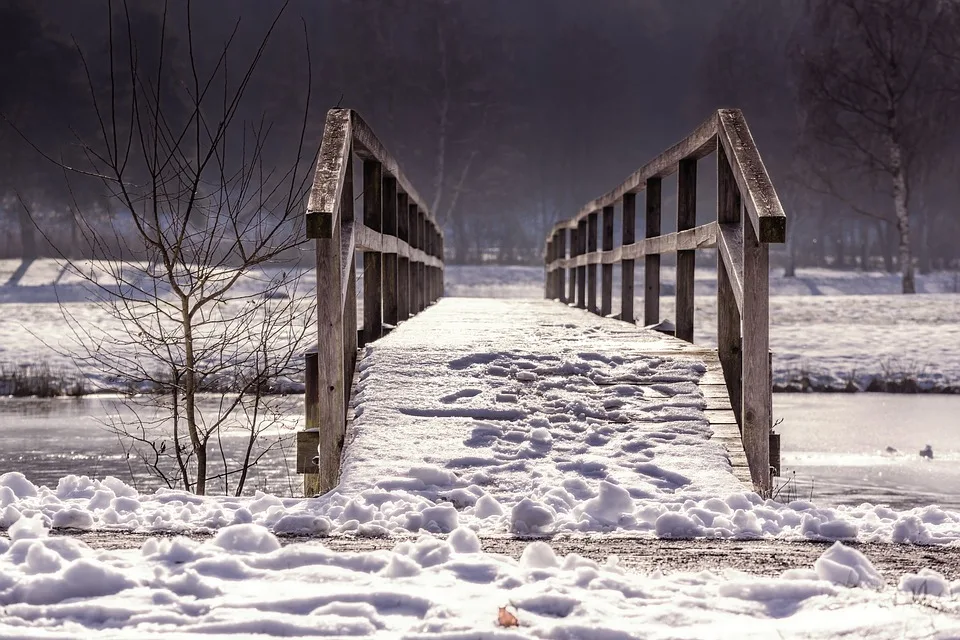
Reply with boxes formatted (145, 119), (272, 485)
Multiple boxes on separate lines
(497, 606), (519, 627)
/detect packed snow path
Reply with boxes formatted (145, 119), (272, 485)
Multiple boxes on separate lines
(337, 297), (749, 534)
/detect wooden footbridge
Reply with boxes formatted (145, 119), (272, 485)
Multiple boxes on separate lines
(297, 108), (786, 498)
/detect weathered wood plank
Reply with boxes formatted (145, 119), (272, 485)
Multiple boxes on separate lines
(397, 193), (410, 322)
(587, 211), (599, 314)
(717, 143), (744, 428)
(742, 204), (772, 495)
(644, 177), (661, 326)
(550, 223), (718, 269)
(306, 109), (352, 239)
(567, 227), (577, 303)
(600, 206), (614, 316)
(676, 158), (697, 343)
(576, 219), (587, 309)
(621, 192), (636, 323)
(314, 145), (351, 494)
(362, 160), (383, 345)
(557, 230), (567, 302)
(716, 109), (786, 244)
(382, 176), (399, 327)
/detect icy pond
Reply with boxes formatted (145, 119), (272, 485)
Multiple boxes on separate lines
(0, 393), (958, 509)
(776, 394), (960, 510)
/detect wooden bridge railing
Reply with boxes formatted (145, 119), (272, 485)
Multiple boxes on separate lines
(298, 109), (445, 496)
(543, 109), (786, 496)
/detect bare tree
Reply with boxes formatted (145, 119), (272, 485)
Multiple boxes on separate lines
(24, 0), (317, 495)
(796, 0), (960, 293)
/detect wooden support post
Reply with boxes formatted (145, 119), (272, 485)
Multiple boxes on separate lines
(301, 349), (320, 496)
(382, 176), (398, 329)
(644, 177), (662, 325)
(600, 205), (614, 316)
(410, 204), (421, 314)
(567, 227), (576, 304)
(576, 220), (587, 309)
(362, 160), (383, 345)
(314, 149), (351, 496)
(717, 144), (743, 428)
(341, 161), (358, 418)
(587, 211), (598, 313)
(545, 237), (554, 299)
(621, 193), (636, 323)
(743, 208), (772, 496)
(397, 193), (410, 322)
(557, 229), (567, 302)
(416, 209), (426, 313)
(676, 158), (697, 342)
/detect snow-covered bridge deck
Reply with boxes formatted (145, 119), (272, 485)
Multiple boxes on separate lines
(330, 297), (749, 534)
(301, 108), (786, 502)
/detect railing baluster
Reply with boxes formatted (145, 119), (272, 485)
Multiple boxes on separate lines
(587, 211), (599, 314)
(416, 209), (426, 312)
(717, 144), (743, 427)
(557, 229), (567, 302)
(382, 176), (399, 330)
(567, 227), (577, 304)
(601, 205), (614, 316)
(362, 160), (383, 345)
(576, 220), (587, 309)
(644, 177), (661, 326)
(743, 208), (772, 495)
(621, 193), (636, 323)
(397, 193), (410, 321)
(676, 158), (697, 342)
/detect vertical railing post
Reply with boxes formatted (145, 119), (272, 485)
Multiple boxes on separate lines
(676, 158), (697, 342)
(545, 236), (554, 299)
(576, 219), (587, 309)
(397, 193), (410, 322)
(313, 147), (352, 496)
(644, 177), (662, 326)
(717, 143), (743, 428)
(416, 209), (426, 312)
(743, 198), (772, 496)
(587, 211), (599, 313)
(557, 229), (567, 302)
(567, 227), (577, 304)
(600, 205), (614, 316)
(410, 204), (421, 314)
(621, 193), (636, 323)
(382, 176), (399, 330)
(362, 160), (383, 345)
(301, 349), (320, 496)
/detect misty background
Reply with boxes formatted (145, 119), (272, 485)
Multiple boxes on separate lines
(2, 0), (959, 273)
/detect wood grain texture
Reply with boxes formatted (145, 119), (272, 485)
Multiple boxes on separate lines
(716, 109), (786, 244)
(601, 205), (614, 316)
(362, 160), (383, 345)
(621, 193), (636, 323)
(676, 158), (697, 342)
(576, 220), (587, 309)
(587, 211), (599, 314)
(644, 177), (661, 326)
(306, 110), (352, 239)
(742, 209), (771, 495)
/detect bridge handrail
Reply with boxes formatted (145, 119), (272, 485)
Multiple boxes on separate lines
(542, 108), (785, 496)
(301, 108), (445, 495)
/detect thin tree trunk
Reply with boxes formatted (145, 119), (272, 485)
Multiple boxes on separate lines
(182, 299), (206, 494)
(888, 137), (915, 294)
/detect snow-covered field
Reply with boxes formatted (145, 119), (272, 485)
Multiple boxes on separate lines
(1, 515), (960, 638)
(1, 260), (958, 392)
(447, 264), (960, 392)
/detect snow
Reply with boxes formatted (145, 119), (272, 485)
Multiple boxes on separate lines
(1, 260), (957, 392)
(1, 520), (960, 638)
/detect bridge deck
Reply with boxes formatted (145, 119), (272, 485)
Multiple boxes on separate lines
(336, 297), (751, 534)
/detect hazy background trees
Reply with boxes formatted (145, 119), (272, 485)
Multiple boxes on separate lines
(2, 0), (960, 279)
